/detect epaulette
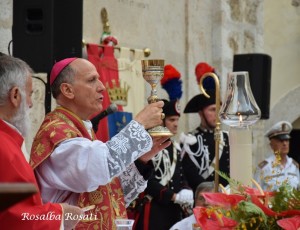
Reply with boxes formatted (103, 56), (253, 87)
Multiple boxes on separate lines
(292, 159), (299, 168)
(258, 160), (268, 169)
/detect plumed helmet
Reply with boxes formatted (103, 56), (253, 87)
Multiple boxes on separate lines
(184, 62), (218, 113)
(161, 64), (183, 117)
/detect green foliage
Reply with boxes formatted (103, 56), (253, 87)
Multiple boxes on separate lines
(271, 184), (300, 212)
(217, 170), (245, 194)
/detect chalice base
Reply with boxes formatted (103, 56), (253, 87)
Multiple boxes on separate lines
(147, 126), (173, 137)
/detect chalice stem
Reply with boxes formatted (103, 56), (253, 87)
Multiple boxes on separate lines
(141, 59), (173, 137)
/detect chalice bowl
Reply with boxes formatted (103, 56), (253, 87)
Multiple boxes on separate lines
(141, 59), (173, 137)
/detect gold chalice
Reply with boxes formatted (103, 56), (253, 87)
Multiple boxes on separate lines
(141, 59), (173, 137)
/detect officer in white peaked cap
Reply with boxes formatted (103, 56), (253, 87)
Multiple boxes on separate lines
(254, 121), (299, 191)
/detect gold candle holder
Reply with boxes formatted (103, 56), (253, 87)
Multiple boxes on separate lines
(141, 59), (173, 137)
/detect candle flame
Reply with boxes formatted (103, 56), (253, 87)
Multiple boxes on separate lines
(238, 114), (243, 127)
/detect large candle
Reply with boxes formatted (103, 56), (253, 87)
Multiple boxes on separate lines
(229, 127), (252, 186)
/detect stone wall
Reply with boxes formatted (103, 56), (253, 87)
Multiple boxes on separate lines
(1, 0), (300, 171)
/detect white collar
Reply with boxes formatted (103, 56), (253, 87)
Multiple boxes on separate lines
(82, 120), (93, 138)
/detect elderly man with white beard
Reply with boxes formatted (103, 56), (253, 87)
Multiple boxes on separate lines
(0, 54), (83, 229)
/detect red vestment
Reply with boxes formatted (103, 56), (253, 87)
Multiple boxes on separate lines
(30, 107), (127, 230)
(0, 119), (62, 229)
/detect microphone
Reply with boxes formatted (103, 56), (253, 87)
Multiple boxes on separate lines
(91, 103), (118, 132)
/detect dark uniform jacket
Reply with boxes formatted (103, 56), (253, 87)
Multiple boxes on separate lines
(181, 126), (230, 192)
(135, 141), (190, 230)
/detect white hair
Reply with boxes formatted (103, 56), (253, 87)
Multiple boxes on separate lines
(0, 55), (33, 106)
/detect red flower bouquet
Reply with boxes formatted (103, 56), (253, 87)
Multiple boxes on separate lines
(193, 173), (300, 230)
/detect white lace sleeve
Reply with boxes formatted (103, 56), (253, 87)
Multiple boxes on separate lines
(106, 120), (152, 178)
(36, 120), (152, 193)
(119, 164), (147, 207)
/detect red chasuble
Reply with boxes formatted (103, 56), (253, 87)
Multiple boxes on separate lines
(30, 107), (127, 230)
(0, 119), (62, 230)
(87, 44), (123, 142)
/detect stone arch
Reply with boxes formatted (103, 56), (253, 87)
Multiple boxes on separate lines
(266, 86), (300, 130)
(253, 86), (300, 167)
